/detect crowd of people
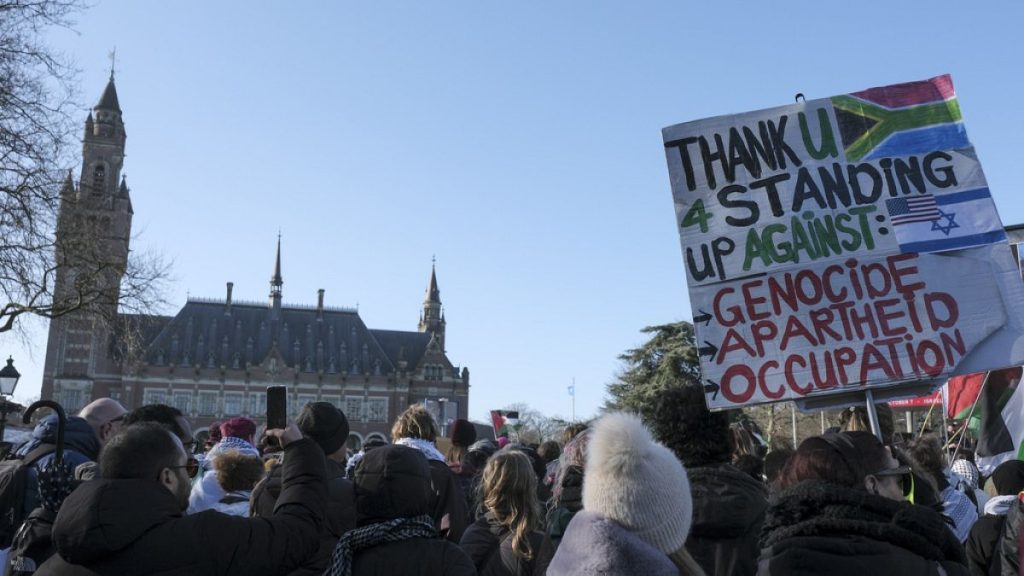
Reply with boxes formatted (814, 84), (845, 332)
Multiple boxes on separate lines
(0, 385), (1022, 575)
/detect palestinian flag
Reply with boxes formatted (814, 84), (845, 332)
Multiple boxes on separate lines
(831, 74), (968, 161)
(490, 410), (520, 439)
(945, 372), (987, 421)
(975, 367), (1024, 475)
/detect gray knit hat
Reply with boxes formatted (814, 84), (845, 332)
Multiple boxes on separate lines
(582, 412), (693, 555)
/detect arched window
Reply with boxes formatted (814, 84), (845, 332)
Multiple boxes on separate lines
(92, 164), (106, 194)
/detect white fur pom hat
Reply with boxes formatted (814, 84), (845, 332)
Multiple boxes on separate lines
(583, 412), (693, 555)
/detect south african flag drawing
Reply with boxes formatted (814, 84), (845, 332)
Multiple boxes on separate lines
(832, 74), (968, 161)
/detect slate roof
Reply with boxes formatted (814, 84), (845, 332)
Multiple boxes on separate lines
(369, 329), (434, 370)
(143, 299), (432, 375)
(96, 77), (121, 112)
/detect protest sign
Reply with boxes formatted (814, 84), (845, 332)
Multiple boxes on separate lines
(663, 75), (1024, 410)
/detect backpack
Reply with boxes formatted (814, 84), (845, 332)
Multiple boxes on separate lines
(0, 445), (56, 549)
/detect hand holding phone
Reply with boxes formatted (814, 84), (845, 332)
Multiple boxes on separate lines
(266, 385), (287, 430)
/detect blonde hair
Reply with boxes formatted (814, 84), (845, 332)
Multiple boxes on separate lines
(446, 444), (467, 466)
(391, 404), (439, 442)
(481, 451), (542, 561)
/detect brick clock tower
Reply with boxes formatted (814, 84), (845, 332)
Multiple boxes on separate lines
(40, 74), (134, 408)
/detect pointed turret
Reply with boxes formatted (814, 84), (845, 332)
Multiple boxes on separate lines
(61, 170), (76, 199)
(425, 263), (441, 304)
(96, 74), (121, 113)
(418, 260), (446, 350)
(118, 175), (133, 214)
(269, 234), (283, 314)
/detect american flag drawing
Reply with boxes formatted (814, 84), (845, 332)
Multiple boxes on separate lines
(885, 194), (940, 225)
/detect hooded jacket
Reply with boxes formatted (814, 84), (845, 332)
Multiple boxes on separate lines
(35, 438), (326, 576)
(250, 457), (356, 576)
(15, 415), (100, 517)
(758, 480), (969, 576)
(548, 510), (678, 576)
(686, 462), (768, 576)
(345, 444), (475, 576)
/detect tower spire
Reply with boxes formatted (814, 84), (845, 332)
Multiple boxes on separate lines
(269, 233), (283, 312)
(418, 258), (446, 350)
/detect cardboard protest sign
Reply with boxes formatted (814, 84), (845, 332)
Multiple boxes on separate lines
(663, 75), (1024, 410)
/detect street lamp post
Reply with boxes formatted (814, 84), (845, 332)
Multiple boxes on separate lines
(437, 397), (449, 437)
(0, 356), (22, 444)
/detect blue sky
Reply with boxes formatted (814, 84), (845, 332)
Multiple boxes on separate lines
(5, 1), (1024, 424)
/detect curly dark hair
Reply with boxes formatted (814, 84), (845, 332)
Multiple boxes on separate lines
(645, 384), (732, 468)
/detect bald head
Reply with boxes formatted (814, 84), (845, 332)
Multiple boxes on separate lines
(79, 398), (128, 446)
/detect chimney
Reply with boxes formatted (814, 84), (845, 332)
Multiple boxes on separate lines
(317, 289), (325, 320)
(225, 282), (234, 315)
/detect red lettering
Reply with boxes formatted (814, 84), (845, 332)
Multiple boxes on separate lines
(859, 343), (895, 381)
(750, 320), (778, 357)
(742, 280), (770, 321)
(795, 270), (823, 305)
(873, 298), (907, 337)
(780, 316), (817, 350)
(887, 253), (925, 296)
(924, 292), (958, 329)
(784, 355), (813, 395)
(834, 347), (856, 385)
(718, 329), (756, 363)
(758, 360), (784, 399)
(713, 287), (744, 327)
(861, 262), (892, 298)
(721, 364), (756, 404)
(822, 264), (848, 302)
(915, 339), (945, 376)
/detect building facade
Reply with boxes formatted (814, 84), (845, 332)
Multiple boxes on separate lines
(41, 77), (470, 449)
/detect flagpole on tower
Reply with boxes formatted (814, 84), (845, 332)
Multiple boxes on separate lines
(569, 377), (576, 422)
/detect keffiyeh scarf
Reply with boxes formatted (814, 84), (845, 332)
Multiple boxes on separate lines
(393, 437), (445, 462)
(325, 514), (437, 576)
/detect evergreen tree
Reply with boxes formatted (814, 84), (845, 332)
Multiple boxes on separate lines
(605, 321), (702, 421)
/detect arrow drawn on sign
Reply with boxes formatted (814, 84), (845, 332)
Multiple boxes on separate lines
(704, 380), (719, 401)
(698, 340), (718, 361)
(693, 309), (713, 326)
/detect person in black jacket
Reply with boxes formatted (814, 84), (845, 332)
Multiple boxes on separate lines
(966, 460), (1024, 575)
(647, 384), (767, 576)
(36, 420), (326, 575)
(391, 404), (468, 542)
(758, 431), (968, 576)
(251, 401), (357, 576)
(461, 450), (554, 575)
(325, 444), (475, 576)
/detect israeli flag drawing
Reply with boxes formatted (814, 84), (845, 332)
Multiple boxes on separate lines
(885, 187), (1006, 254)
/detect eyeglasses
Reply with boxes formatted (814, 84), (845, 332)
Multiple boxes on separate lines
(170, 456), (200, 478)
(108, 414), (126, 424)
(871, 464), (914, 499)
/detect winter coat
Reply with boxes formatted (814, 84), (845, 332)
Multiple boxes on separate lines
(687, 462), (767, 576)
(35, 438), (326, 576)
(967, 496), (1018, 576)
(15, 415), (100, 518)
(459, 513), (554, 576)
(428, 459), (469, 542)
(210, 490), (253, 517)
(250, 457), (356, 576)
(546, 465), (583, 550)
(758, 480), (969, 576)
(547, 510), (678, 576)
(999, 494), (1023, 576)
(348, 444), (476, 576)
